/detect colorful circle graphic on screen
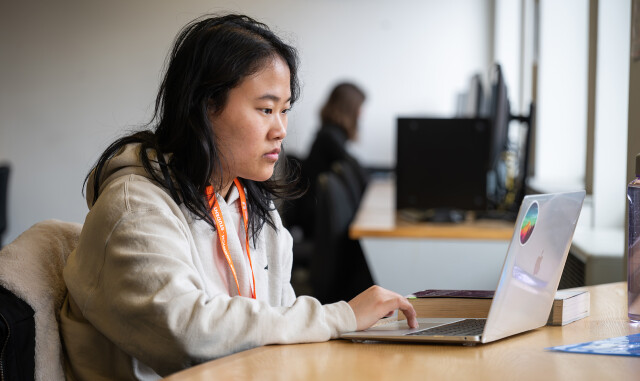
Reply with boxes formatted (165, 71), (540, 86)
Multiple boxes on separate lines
(520, 201), (538, 245)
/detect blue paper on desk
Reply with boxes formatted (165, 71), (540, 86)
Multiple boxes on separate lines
(547, 333), (640, 357)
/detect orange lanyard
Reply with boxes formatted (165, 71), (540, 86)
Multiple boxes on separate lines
(206, 178), (256, 299)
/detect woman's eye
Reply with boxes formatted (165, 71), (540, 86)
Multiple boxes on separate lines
(261, 108), (273, 115)
(282, 108), (291, 115)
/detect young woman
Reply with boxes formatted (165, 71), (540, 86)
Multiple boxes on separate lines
(59, 14), (416, 380)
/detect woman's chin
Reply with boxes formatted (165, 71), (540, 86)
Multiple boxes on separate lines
(243, 169), (275, 183)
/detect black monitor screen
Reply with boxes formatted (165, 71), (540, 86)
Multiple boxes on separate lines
(487, 64), (511, 169)
(396, 117), (490, 212)
(465, 73), (485, 117)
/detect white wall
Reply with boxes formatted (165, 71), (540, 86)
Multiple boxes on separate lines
(531, 0), (629, 231)
(0, 0), (490, 243)
(494, 0), (522, 114)
(535, 0), (589, 187)
(592, 0), (630, 229)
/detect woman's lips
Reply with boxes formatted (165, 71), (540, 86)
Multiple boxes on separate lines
(264, 148), (280, 161)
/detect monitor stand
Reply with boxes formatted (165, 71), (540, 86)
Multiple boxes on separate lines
(399, 208), (465, 223)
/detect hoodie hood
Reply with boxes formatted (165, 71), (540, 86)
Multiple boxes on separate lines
(86, 143), (165, 209)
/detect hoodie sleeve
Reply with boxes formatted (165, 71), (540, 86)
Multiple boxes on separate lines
(64, 177), (356, 377)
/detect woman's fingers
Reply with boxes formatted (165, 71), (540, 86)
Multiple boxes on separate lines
(348, 285), (418, 331)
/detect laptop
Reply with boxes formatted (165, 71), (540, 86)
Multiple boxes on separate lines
(341, 191), (585, 345)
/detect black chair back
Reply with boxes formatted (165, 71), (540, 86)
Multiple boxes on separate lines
(331, 160), (362, 206)
(277, 155), (313, 272)
(311, 171), (372, 304)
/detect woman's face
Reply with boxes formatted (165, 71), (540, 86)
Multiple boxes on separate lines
(209, 56), (291, 194)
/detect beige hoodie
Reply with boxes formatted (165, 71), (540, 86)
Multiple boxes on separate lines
(60, 144), (356, 380)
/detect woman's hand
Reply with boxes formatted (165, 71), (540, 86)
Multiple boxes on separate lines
(348, 285), (418, 331)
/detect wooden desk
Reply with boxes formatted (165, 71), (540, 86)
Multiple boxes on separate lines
(349, 177), (515, 295)
(164, 282), (640, 381)
(349, 177), (514, 240)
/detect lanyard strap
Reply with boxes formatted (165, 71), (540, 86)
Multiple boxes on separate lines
(206, 178), (256, 299)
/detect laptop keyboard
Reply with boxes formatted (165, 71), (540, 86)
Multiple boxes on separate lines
(407, 319), (486, 337)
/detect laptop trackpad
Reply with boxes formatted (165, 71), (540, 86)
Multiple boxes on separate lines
(365, 318), (463, 335)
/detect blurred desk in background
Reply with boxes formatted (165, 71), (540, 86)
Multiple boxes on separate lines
(349, 177), (514, 296)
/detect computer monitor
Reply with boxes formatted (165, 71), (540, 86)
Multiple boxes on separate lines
(487, 64), (511, 170)
(396, 117), (491, 221)
(484, 63), (535, 213)
(465, 73), (485, 118)
(455, 73), (485, 118)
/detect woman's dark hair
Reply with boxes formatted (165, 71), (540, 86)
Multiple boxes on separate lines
(86, 14), (301, 239)
(320, 82), (366, 140)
